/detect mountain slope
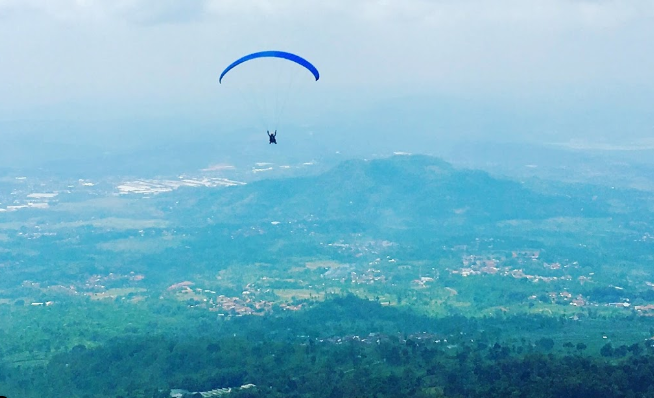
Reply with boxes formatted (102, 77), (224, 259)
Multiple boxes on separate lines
(169, 155), (608, 228)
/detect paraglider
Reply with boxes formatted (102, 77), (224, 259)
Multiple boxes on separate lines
(267, 130), (277, 144)
(219, 51), (320, 84)
(219, 51), (319, 144)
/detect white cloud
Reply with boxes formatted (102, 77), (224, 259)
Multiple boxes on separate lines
(0, 0), (653, 133)
(0, 0), (211, 23)
(4, 0), (650, 26)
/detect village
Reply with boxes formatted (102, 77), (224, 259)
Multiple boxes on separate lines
(9, 240), (654, 319)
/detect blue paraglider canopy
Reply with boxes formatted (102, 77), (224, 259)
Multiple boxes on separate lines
(219, 50), (319, 84)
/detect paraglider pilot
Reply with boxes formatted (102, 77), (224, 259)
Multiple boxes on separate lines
(267, 130), (277, 144)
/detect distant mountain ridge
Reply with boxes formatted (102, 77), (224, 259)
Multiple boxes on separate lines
(172, 155), (609, 228)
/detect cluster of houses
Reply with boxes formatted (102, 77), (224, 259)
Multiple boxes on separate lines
(84, 272), (145, 291)
(210, 294), (271, 316)
(317, 331), (449, 346)
(169, 281), (306, 316)
(347, 268), (387, 285)
(450, 251), (581, 284)
(170, 384), (256, 398)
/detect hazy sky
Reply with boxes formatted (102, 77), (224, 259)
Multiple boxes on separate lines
(1, 0), (653, 145)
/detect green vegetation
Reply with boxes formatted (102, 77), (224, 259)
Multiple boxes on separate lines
(3, 295), (654, 398)
(1, 155), (654, 397)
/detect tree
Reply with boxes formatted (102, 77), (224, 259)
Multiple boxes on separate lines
(628, 343), (643, 356)
(535, 338), (555, 352)
(614, 345), (628, 358)
(600, 343), (614, 357)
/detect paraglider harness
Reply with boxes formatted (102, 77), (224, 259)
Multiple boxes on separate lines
(268, 130), (277, 144)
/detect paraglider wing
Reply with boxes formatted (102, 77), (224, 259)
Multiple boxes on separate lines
(219, 51), (320, 83)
